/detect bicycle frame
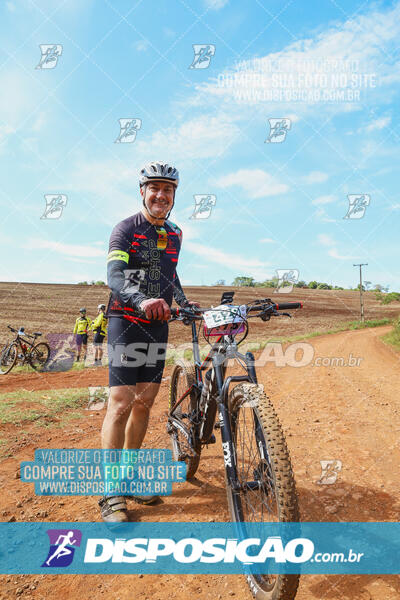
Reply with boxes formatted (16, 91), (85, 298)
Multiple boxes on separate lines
(169, 319), (260, 495)
(15, 333), (36, 362)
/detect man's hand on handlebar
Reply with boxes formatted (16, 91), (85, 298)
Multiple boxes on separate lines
(139, 298), (171, 321)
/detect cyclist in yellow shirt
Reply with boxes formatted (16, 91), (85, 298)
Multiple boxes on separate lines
(73, 308), (92, 362)
(91, 304), (108, 366)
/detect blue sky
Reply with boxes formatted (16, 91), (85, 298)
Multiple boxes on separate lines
(0, 0), (399, 290)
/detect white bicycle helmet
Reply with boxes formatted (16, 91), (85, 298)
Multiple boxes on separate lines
(139, 161), (179, 188)
(98, 304), (106, 310)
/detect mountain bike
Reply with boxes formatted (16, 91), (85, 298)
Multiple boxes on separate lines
(167, 292), (303, 600)
(0, 326), (50, 375)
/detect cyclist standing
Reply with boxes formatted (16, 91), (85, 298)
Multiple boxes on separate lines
(98, 161), (199, 523)
(73, 308), (91, 362)
(91, 303), (107, 366)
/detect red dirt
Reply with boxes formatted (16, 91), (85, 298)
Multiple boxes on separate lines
(0, 325), (399, 599)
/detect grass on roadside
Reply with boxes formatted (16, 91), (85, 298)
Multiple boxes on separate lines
(0, 388), (88, 425)
(381, 319), (400, 351)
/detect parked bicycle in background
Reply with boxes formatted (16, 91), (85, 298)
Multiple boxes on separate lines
(0, 326), (50, 375)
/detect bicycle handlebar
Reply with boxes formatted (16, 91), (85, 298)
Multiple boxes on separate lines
(169, 300), (303, 320)
(7, 325), (32, 336)
(248, 301), (303, 312)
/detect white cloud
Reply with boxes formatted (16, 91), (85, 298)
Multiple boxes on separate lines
(194, 3), (400, 110)
(0, 124), (15, 143)
(134, 39), (150, 52)
(185, 240), (269, 280)
(135, 114), (240, 163)
(303, 171), (329, 184)
(365, 116), (391, 132)
(163, 28), (176, 38)
(204, 0), (229, 9)
(215, 168), (288, 198)
(328, 248), (359, 260)
(24, 239), (105, 258)
(312, 194), (336, 206)
(0, 69), (42, 128)
(317, 234), (359, 260)
(317, 234), (336, 246)
(260, 238), (276, 244)
(315, 208), (336, 223)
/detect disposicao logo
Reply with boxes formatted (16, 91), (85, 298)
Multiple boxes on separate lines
(42, 529), (82, 567)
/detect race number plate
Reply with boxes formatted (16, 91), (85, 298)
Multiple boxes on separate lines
(203, 305), (247, 329)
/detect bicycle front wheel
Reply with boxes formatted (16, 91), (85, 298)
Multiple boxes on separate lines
(226, 383), (300, 600)
(29, 342), (50, 371)
(168, 360), (201, 479)
(0, 344), (18, 375)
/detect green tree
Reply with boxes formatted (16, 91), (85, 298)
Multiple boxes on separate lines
(232, 276), (255, 287)
(308, 281), (318, 289)
(95, 280), (106, 286)
(260, 278), (279, 288)
(317, 283), (332, 290)
(77, 281), (88, 285)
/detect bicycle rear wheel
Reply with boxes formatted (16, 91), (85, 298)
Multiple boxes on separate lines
(226, 383), (300, 600)
(29, 342), (50, 371)
(0, 344), (18, 375)
(168, 360), (201, 479)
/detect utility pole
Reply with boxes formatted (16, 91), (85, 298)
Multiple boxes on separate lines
(353, 263), (368, 322)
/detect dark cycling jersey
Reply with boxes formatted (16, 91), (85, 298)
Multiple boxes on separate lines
(106, 211), (189, 325)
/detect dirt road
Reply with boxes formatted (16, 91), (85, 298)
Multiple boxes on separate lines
(0, 325), (399, 599)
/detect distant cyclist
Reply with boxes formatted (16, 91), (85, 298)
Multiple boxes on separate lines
(98, 161), (199, 523)
(91, 304), (107, 366)
(73, 308), (91, 362)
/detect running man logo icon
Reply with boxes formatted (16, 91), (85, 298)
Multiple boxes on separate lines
(189, 44), (216, 69)
(122, 269), (146, 295)
(42, 529), (82, 567)
(274, 269), (299, 294)
(317, 460), (342, 485)
(115, 118), (142, 143)
(43, 333), (75, 372)
(87, 386), (109, 410)
(41, 194), (68, 220)
(36, 45), (63, 69)
(265, 118), (291, 143)
(343, 194), (370, 219)
(190, 195), (216, 219)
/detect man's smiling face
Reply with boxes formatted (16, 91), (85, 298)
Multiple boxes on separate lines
(141, 181), (175, 219)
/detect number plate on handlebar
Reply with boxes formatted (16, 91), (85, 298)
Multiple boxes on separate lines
(203, 304), (247, 336)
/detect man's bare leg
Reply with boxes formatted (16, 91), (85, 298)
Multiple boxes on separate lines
(123, 381), (161, 505)
(124, 382), (161, 449)
(101, 385), (136, 448)
(99, 384), (136, 522)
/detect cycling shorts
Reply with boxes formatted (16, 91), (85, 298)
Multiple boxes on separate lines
(76, 333), (88, 346)
(107, 317), (168, 387)
(93, 332), (105, 345)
